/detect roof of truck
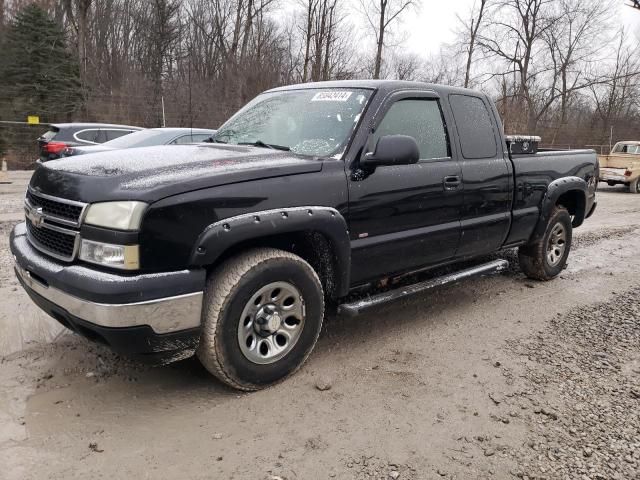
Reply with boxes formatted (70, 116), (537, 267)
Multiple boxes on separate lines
(267, 80), (485, 97)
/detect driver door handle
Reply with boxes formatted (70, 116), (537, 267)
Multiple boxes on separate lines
(443, 175), (461, 190)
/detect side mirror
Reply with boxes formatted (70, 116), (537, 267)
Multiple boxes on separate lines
(361, 134), (420, 167)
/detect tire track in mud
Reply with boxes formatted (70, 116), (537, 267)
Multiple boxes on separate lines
(571, 225), (640, 250)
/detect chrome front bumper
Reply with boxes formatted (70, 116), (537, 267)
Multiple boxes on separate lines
(11, 222), (206, 336)
(14, 263), (203, 334)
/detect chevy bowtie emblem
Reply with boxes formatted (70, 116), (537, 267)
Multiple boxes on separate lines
(26, 205), (45, 228)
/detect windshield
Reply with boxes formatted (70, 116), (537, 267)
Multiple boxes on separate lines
(102, 129), (169, 148)
(612, 143), (640, 154)
(213, 88), (372, 157)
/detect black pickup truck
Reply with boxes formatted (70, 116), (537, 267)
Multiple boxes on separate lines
(11, 80), (598, 390)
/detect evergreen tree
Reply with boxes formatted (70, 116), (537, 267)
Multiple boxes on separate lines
(0, 4), (82, 123)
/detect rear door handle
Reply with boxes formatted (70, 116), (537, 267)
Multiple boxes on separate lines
(443, 175), (461, 190)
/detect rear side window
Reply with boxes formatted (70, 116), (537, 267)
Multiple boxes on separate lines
(95, 130), (108, 143)
(171, 134), (211, 145)
(449, 94), (497, 159)
(106, 129), (132, 141)
(75, 129), (99, 143)
(170, 135), (194, 145)
(191, 134), (212, 143)
(373, 99), (449, 160)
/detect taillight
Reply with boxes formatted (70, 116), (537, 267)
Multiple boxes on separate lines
(624, 170), (632, 177)
(62, 147), (75, 156)
(43, 141), (68, 154)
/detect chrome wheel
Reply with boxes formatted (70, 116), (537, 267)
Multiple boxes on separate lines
(237, 281), (305, 365)
(546, 222), (567, 266)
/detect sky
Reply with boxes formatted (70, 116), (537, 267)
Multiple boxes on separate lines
(400, 0), (640, 56)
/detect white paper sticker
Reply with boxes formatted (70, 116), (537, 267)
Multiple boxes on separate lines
(311, 91), (353, 102)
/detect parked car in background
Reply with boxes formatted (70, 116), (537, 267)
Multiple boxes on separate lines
(61, 128), (216, 157)
(598, 141), (640, 193)
(38, 123), (142, 161)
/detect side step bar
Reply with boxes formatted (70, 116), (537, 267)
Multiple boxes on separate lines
(337, 259), (509, 317)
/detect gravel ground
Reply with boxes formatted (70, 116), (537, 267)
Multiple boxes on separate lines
(0, 173), (639, 480)
(506, 288), (640, 480)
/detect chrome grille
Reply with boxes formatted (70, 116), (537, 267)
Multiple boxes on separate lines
(24, 189), (86, 261)
(26, 221), (78, 261)
(25, 188), (86, 227)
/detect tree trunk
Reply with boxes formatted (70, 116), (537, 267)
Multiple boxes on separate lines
(373, 0), (386, 79)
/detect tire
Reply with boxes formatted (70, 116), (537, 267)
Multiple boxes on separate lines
(197, 248), (324, 391)
(518, 206), (572, 281)
(630, 178), (640, 194)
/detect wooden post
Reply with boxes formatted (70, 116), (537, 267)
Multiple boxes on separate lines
(0, 159), (7, 183)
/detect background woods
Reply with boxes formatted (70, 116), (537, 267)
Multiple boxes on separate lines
(0, 0), (639, 168)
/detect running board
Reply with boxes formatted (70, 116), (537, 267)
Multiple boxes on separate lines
(338, 259), (509, 317)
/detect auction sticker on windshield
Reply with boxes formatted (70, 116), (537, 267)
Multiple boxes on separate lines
(311, 91), (352, 102)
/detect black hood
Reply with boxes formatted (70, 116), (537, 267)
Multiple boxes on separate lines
(30, 144), (323, 203)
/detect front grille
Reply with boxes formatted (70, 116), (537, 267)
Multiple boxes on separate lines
(26, 190), (84, 224)
(26, 221), (77, 260)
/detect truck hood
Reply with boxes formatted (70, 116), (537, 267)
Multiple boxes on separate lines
(29, 144), (324, 203)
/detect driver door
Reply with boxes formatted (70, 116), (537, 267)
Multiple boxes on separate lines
(347, 91), (464, 284)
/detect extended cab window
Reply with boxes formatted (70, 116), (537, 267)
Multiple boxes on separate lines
(373, 99), (449, 160)
(449, 94), (497, 159)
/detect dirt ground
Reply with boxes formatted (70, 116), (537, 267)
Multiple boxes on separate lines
(1, 171), (638, 480)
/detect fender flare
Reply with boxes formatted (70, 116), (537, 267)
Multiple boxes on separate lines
(191, 206), (351, 296)
(532, 176), (587, 240)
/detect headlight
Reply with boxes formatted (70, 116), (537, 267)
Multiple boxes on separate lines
(84, 201), (147, 230)
(79, 239), (140, 270)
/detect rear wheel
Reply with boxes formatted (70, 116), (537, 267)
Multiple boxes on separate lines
(518, 206), (572, 281)
(630, 178), (640, 194)
(197, 248), (324, 391)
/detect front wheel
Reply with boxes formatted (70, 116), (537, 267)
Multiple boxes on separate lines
(197, 248), (324, 391)
(518, 206), (573, 281)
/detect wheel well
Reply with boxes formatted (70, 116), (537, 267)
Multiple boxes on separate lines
(556, 190), (586, 227)
(211, 231), (340, 299)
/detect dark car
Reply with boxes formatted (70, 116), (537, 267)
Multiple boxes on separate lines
(12, 80), (598, 390)
(61, 128), (216, 157)
(38, 123), (142, 161)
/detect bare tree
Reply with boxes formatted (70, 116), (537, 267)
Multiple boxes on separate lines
(456, 0), (491, 88)
(542, 0), (613, 142)
(61, 0), (92, 84)
(589, 28), (640, 143)
(359, 0), (417, 79)
(391, 51), (422, 80)
(478, 0), (560, 130)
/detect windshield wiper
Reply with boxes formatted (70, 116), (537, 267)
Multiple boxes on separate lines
(239, 140), (290, 151)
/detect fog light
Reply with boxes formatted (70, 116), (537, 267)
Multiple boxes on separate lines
(79, 239), (139, 270)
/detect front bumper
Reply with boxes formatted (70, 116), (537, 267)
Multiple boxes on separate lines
(11, 222), (206, 363)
